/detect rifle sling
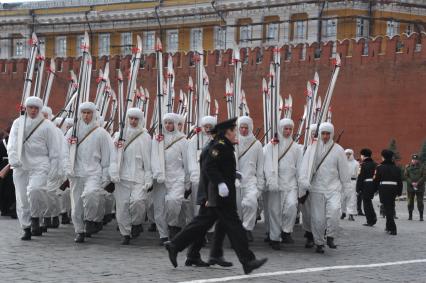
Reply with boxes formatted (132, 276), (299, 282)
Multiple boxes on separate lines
(23, 119), (45, 144)
(124, 131), (144, 152)
(165, 136), (185, 150)
(278, 141), (294, 162)
(77, 126), (98, 147)
(238, 139), (257, 160)
(314, 142), (335, 175)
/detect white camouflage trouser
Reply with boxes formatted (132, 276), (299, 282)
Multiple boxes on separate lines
(13, 168), (49, 229)
(236, 185), (258, 231)
(70, 176), (105, 234)
(57, 187), (71, 214)
(341, 180), (357, 215)
(114, 180), (147, 236)
(310, 191), (341, 246)
(44, 177), (62, 218)
(301, 194), (312, 233)
(267, 190), (298, 241)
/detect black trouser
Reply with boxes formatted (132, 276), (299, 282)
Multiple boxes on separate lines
(173, 204), (255, 265)
(363, 190), (377, 224)
(186, 219), (226, 260)
(380, 190), (396, 233)
(407, 191), (424, 213)
(0, 174), (15, 215)
(357, 192), (364, 214)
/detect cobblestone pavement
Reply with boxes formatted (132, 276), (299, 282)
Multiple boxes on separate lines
(0, 199), (425, 283)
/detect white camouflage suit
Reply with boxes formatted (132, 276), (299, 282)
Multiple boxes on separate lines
(151, 113), (188, 239)
(57, 118), (74, 216)
(341, 149), (359, 216)
(299, 122), (350, 246)
(7, 97), (60, 229)
(64, 102), (112, 234)
(109, 108), (153, 236)
(42, 107), (63, 220)
(264, 118), (302, 242)
(236, 116), (264, 232)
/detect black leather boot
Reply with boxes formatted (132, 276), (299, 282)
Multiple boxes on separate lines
(51, 216), (60, 228)
(21, 228), (31, 241)
(408, 210), (413, 220)
(121, 235), (130, 245)
(61, 212), (71, 224)
(31, 217), (42, 236)
(74, 233), (85, 243)
(326, 237), (337, 249)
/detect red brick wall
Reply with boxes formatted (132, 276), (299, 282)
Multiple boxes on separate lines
(1, 34), (425, 164)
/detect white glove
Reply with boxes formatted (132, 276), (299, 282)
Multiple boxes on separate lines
(157, 174), (165, 184)
(218, 182), (229, 197)
(111, 175), (120, 183)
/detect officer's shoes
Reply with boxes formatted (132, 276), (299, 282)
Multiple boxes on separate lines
(389, 231), (397, 236)
(340, 213), (346, 220)
(61, 213), (71, 224)
(363, 223), (374, 227)
(270, 241), (281, 250)
(242, 258), (267, 275)
(281, 232), (294, 244)
(21, 228), (31, 241)
(315, 245), (325, 254)
(357, 211), (365, 216)
(164, 241), (178, 268)
(74, 233), (85, 243)
(121, 235), (130, 245)
(51, 216), (60, 228)
(160, 237), (169, 246)
(185, 258), (209, 267)
(246, 231), (254, 242)
(348, 215), (355, 221)
(208, 257), (233, 267)
(326, 237), (337, 249)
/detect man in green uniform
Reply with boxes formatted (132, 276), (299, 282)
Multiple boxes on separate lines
(404, 154), (425, 221)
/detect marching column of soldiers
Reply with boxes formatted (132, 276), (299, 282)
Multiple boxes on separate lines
(1, 33), (425, 275)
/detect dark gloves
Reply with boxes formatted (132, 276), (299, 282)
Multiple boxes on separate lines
(59, 180), (69, 191)
(184, 189), (192, 199)
(104, 182), (115, 193)
(298, 191), (310, 204)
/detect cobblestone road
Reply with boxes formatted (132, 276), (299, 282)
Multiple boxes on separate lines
(1, 199), (425, 283)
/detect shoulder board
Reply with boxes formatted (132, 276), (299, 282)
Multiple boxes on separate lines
(218, 140), (225, 145)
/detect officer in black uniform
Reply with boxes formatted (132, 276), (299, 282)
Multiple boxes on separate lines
(0, 128), (16, 218)
(356, 148), (378, 226)
(373, 150), (403, 235)
(164, 118), (267, 274)
(184, 140), (232, 268)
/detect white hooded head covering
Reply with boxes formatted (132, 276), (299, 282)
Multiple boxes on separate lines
(237, 116), (255, 153)
(317, 122), (335, 157)
(278, 118), (294, 150)
(41, 106), (53, 120)
(77, 102), (99, 138)
(201, 115), (217, 135)
(23, 97), (44, 134)
(163, 112), (183, 145)
(24, 96), (43, 109)
(345, 148), (355, 161)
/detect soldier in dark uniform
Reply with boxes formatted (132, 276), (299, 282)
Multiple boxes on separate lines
(184, 140), (232, 268)
(373, 150), (403, 235)
(164, 118), (267, 274)
(404, 154), (425, 221)
(356, 148), (378, 226)
(0, 128), (16, 218)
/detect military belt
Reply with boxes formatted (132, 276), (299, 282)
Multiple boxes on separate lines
(364, 178), (373, 182)
(380, 181), (397, 186)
